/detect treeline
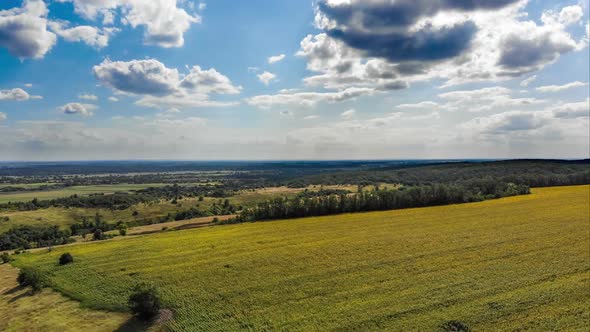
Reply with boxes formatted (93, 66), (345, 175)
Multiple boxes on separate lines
(0, 225), (72, 251)
(235, 181), (530, 223)
(287, 160), (590, 188)
(0, 193), (155, 211)
(0, 184), (240, 212)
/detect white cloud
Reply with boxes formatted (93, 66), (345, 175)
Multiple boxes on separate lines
(247, 87), (375, 108)
(198, 3), (207, 11)
(535, 81), (589, 93)
(340, 109), (356, 120)
(24, 83), (33, 88)
(0, 88), (41, 101)
(48, 21), (118, 48)
(59, 103), (97, 116)
(396, 101), (439, 109)
(0, 112), (6, 121)
(93, 59), (180, 95)
(520, 75), (537, 87)
(437, 87), (546, 113)
(268, 54), (286, 64)
(93, 59), (240, 108)
(296, 2), (589, 91)
(550, 99), (590, 119)
(304, 115), (319, 120)
(257, 71), (276, 85)
(108, 96), (119, 102)
(58, 0), (201, 48)
(78, 93), (98, 101)
(0, 0), (57, 59)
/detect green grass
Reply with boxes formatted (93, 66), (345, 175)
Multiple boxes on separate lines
(11, 186), (590, 331)
(0, 184), (168, 204)
(0, 263), (134, 332)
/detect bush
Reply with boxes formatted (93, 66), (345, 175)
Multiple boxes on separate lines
(128, 283), (161, 320)
(17, 268), (45, 293)
(59, 252), (74, 265)
(1, 252), (10, 264)
(119, 228), (127, 236)
(440, 320), (471, 332)
(92, 229), (104, 241)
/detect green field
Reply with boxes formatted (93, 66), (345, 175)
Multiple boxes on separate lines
(0, 184), (168, 204)
(11, 186), (590, 331)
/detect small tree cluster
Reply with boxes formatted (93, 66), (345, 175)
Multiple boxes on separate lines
(1, 252), (11, 264)
(59, 252), (74, 265)
(17, 268), (45, 293)
(128, 283), (162, 320)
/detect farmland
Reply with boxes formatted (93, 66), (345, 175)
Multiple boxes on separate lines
(0, 184), (168, 204)
(9, 185), (590, 331)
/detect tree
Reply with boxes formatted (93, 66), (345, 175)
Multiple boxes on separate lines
(59, 252), (74, 265)
(92, 229), (104, 241)
(1, 252), (10, 264)
(17, 268), (44, 293)
(128, 283), (161, 320)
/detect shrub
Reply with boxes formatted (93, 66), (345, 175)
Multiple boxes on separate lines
(17, 268), (44, 293)
(92, 229), (104, 241)
(119, 228), (127, 236)
(440, 320), (471, 332)
(128, 283), (162, 320)
(59, 252), (74, 265)
(1, 252), (10, 264)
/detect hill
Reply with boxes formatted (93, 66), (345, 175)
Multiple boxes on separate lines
(10, 185), (590, 331)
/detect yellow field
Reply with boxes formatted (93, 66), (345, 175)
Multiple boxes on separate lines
(10, 186), (590, 331)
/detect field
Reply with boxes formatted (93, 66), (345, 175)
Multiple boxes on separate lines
(0, 184), (168, 204)
(0, 264), (136, 332)
(0, 184), (358, 232)
(10, 185), (590, 331)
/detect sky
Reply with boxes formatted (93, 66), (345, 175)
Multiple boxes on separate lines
(0, 0), (589, 161)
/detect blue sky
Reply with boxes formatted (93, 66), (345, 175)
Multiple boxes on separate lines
(0, 0), (588, 160)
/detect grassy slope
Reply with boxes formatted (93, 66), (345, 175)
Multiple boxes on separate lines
(0, 264), (132, 332)
(0, 184), (168, 204)
(11, 186), (590, 331)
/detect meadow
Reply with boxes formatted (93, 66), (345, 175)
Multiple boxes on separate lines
(10, 185), (590, 331)
(0, 184), (358, 233)
(0, 184), (168, 204)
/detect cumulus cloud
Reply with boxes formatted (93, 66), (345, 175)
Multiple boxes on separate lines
(0, 0), (57, 59)
(297, 1), (589, 91)
(108, 96), (119, 102)
(257, 71), (276, 85)
(0, 88), (41, 101)
(268, 54), (286, 64)
(536, 81), (589, 93)
(59, 103), (97, 116)
(58, 0), (201, 48)
(550, 99), (590, 119)
(0, 112), (6, 121)
(93, 58), (241, 109)
(48, 21), (118, 48)
(78, 93), (98, 101)
(93, 59), (180, 95)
